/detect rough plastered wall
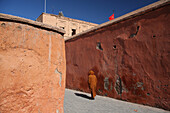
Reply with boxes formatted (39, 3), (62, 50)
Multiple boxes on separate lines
(65, 2), (170, 110)
(0, 14), (66, 113)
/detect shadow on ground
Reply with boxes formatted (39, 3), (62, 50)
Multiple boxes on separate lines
(74, 93), (94, 100)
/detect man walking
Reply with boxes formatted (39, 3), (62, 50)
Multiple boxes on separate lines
(88, 70), (97, 99)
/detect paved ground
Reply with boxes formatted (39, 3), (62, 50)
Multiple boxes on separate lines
(64, 89), (169, 113)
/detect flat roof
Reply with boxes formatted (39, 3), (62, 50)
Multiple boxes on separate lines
(0, 13), (66, 35)
(65, 0), (170, 41)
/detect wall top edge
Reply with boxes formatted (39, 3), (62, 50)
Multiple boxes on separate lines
(0, 13), (66, 34)
(65, 0), (170, 41)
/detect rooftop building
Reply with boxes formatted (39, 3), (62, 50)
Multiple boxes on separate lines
(36, 13), (98, 39)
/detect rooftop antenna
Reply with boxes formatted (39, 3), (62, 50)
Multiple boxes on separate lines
(59, 11), (64, 16)
(44, 0), (46, 13)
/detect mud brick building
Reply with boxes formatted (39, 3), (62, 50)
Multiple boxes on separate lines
(36, 13), (98, 39)
(0, 13), (66, 113)
(0, 0), (169, 112)
(65, 0), (170, 110)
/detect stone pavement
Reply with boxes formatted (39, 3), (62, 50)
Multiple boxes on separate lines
(64, 89), (169, 113)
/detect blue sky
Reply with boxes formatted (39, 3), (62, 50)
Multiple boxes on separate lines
(0, 0), (159, 24)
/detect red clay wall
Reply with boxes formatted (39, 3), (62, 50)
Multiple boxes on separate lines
(0, 15), (66, 113)
(65, 3), (170, 110)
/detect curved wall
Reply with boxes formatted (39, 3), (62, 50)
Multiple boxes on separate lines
(0, 14), (66, 113)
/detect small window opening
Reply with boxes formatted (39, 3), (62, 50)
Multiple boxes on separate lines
(152, 35), (156, 38)
(72, 29), (76, 36)
(113, 45), (117, 49)
(96, 42), (103, 51)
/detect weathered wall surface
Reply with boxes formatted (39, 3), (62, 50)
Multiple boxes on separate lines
(65, 2), (170, 110)
(0, 14), (66, 113)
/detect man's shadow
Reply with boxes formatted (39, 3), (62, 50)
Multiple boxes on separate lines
(74, 93), (94, 100)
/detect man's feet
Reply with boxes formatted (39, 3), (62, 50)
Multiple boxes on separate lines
(91, 97), (95, 100)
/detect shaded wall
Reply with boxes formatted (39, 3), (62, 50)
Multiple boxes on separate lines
(65, 3), (170, 110)
(0, 14), (66, 113)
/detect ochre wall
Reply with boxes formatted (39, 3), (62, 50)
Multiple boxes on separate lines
(65, 4), (170, 110)
(0, 19), (66, 112)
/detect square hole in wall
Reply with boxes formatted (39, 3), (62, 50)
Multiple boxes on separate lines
(72, 29), (76, 36)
